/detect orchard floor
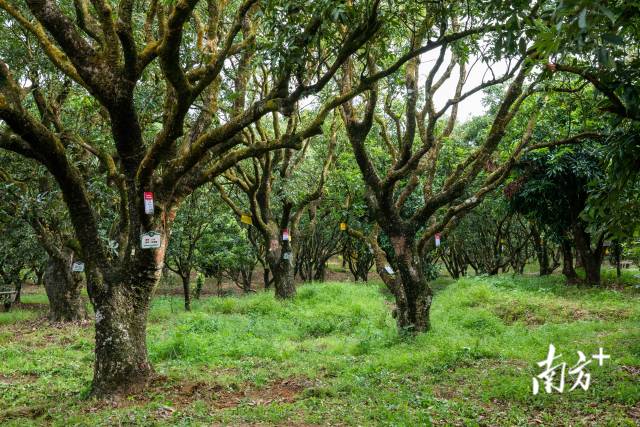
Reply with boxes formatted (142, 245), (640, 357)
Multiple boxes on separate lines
(1, 274), (639, 426)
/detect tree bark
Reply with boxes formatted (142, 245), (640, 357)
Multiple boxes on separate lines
(573, 223), (603, 285)
(582, 256), (602, 285)
(36, 265), (45, 287)
(91, 284), (153, 396)
(14, 282), (21, 304)
(195, 274), (204, 299)
(387, 236), (433, 333)
(561, 239), (578, 283)
(88, 220), (170, 396)
(265, 235), (296, 299)
(43, 256), (87, 322)
(263, 267), (271, 290)
(612, 241), (622, 279)
(313, 261), (327, 282)
(575, 253), (583, 268)
(268, 254), (296, 299)
(215, 277), (223, 296)
(181, 274), (191, 311)
(531, 227), (551, 276)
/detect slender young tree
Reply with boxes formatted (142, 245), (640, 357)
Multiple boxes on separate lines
(165, 187), (214, 311)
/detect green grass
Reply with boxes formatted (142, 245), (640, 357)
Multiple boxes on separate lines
(1, 275), (639, 426)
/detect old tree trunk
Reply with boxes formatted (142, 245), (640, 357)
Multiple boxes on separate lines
(28, 216), (88, 321)
(387, 235), (433, 332)
(573, 222), (604, 285)
(91, 281), (155, 395)
(89, 223), (170, 396)
(265, 231), (296, 299)
(44, 255), (87, 322)
(561, 238), (579, 282)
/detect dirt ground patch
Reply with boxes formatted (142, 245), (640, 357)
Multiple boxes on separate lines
(0, 405), (47, 422)
(493, 300), (631, 326)
(83, 375), (314, 415)
(627, 402), (640, 421)
(0, 372), (39, 385)
(170, 377), (312, 409)
(10, 302), (49, 312)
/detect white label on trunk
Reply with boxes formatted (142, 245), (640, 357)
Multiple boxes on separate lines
(141, 231), (161, 249)
(144, 192), (154, 215)
(282, 229), (289, 241)
(435, 233), (441, 247)
(72, 261), (85, 272)
(384, 265), (394, 275)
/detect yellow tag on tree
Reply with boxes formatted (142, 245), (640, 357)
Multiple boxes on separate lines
(241, 214), (252, 225)
(340, 222), (347, 231)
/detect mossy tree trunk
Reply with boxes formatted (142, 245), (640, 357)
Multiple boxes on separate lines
(87, 221), (170, 396)
(531, 226), (551, 276)
(388, 235), (433, 332)
(29, 217), (87, 321)
(265, 231), (296, 299)
(43, 255), (87, 322)
(573, 223), (604, 285)
(91, 282), (154, 396)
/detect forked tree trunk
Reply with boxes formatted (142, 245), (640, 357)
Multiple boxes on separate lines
(44, 256), (87, 322)
(91, 283), (154, 396)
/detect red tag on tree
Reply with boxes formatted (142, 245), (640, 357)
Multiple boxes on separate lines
(143, 192), (154, 215)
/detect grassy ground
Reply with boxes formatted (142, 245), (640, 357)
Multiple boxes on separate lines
(0, 274), (639, 426)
